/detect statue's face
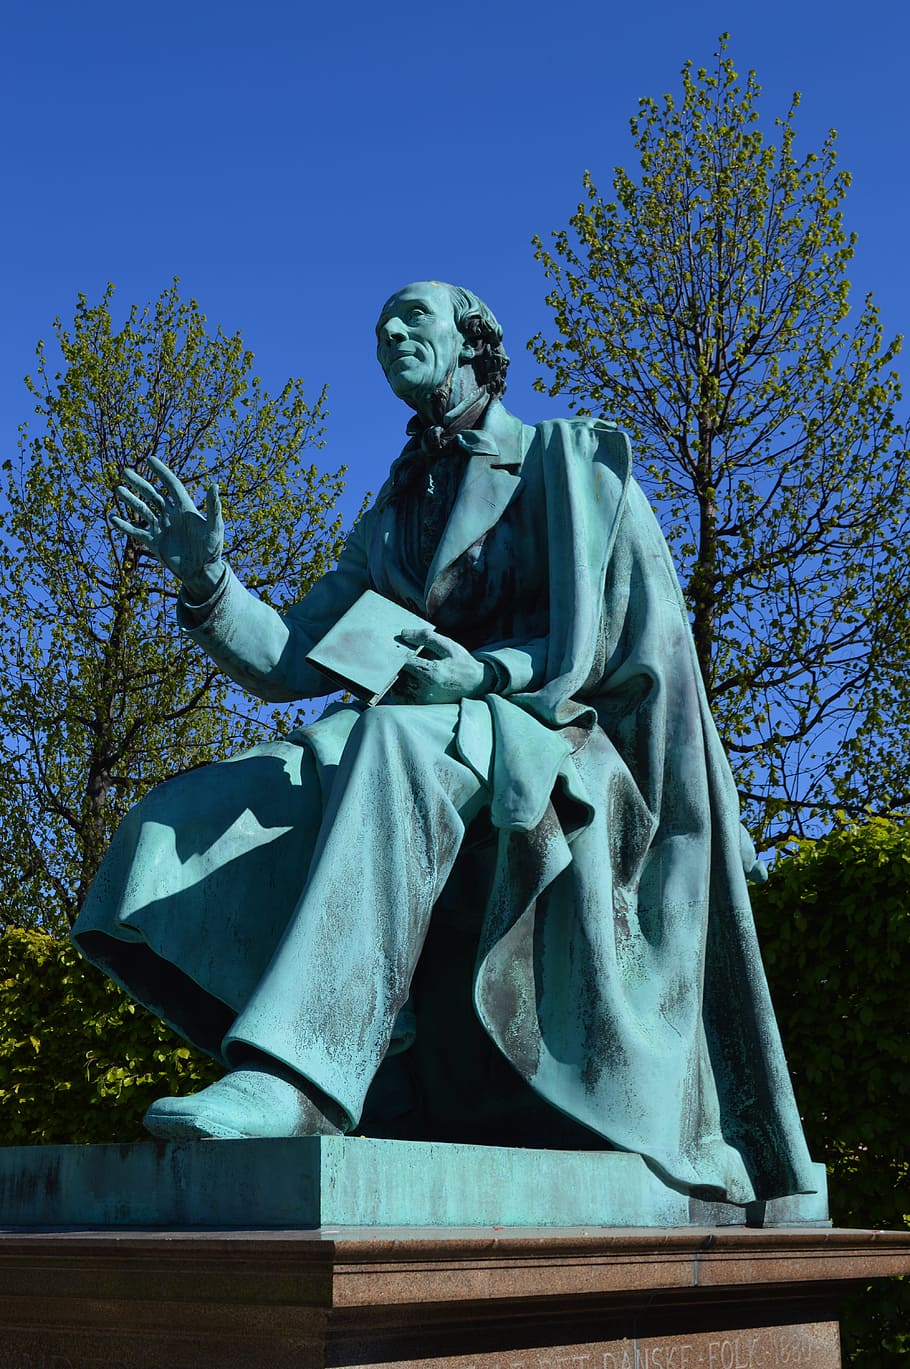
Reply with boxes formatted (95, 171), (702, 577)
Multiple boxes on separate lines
(375, 282), (466, 407)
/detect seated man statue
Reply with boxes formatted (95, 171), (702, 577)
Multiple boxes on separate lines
(73, 281), (815, 1207)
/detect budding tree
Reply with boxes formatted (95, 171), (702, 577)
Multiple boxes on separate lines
(0, 283), (353, 929)
(531, 40), (909, 844)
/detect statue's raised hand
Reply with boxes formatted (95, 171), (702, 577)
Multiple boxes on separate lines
(112, 455), (225, 601)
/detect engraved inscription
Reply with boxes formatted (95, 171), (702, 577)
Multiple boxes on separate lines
(360, 1319), (840, 1369)
(0, 1322), (840, 1369)
(632, 1347), (696, 1369)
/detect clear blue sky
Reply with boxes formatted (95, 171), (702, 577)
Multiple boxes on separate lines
(2, 0), (908, 525)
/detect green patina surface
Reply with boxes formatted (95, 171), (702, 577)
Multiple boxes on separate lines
(66, 282), (820, 1214)
(0, 1139), (828, 1230)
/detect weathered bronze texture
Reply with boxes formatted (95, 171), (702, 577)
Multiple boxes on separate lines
(75, 282), (814, 1211)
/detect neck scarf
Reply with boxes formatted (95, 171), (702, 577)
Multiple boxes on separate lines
(382, 390), (492, 505)
(408, 388), (492, 455)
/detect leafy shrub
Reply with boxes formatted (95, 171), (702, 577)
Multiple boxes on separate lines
(0, 928), (219, 1144)
(754, 818), (910, 1364)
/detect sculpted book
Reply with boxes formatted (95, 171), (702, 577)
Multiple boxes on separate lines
(305, 589), (431, 705)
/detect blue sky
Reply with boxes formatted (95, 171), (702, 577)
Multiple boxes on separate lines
(2, 1), (908, 525)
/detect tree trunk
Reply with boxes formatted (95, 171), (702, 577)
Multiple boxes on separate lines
(689, 433), (717, 700)
(74, 758), (111, 919)
(73, 544), (142, 920)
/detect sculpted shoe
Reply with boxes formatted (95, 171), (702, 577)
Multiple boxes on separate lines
(142, 1065), (345, 1140)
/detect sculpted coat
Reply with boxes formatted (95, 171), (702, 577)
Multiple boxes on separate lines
(74, 396), (815, 1205)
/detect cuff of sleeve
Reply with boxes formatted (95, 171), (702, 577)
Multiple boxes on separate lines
(476, 656), (507, 695)
(475, 643), (545, 695)
(176, 565), (231, 630)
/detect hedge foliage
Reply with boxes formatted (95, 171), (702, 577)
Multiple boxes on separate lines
(0, 928), (219, 1144)
(753, 817), (910, 1365)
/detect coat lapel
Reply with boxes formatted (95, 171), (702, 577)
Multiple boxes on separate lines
(424, 405), (532, 616)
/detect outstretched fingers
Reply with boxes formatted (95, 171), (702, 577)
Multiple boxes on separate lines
(121, 467), (166, 509)
(110, 512), (156, 549)
(147, 454), (195, 506)
(204, 481), (222, 528)
(116, 485), (159, 527)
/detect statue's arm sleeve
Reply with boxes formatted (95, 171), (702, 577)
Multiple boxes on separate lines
(473, 640), (550, 694)
(175, 515), (372, 702)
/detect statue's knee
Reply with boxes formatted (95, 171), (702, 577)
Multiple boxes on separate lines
(130, 761), (220, 824)
(354, 703), (409, 745)
(349, 704), (460, 778)
(352, 704), (437, 766)
(131, 777), (174, 820)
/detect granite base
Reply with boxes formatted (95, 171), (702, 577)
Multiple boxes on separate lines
(0, 1225), (907, 1368)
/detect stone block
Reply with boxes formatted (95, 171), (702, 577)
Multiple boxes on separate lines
(0, 1138), (828, 1229)
(0, 1225), (907, 1367)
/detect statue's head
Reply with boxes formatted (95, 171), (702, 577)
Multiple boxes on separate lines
(375, 281), (510, 412)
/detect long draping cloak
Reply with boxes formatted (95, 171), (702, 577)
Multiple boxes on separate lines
(73, 402), (815, 1205)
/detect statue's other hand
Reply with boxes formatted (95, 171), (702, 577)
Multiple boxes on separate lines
(395, 628), (492, 704)
(111, 455), (225, 599)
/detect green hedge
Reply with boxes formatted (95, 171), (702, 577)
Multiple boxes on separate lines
(753, 817), (910, 1365)
(0, 928), (219, 1144)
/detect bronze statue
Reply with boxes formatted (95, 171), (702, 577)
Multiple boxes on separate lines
(73, 282), (814, 1206)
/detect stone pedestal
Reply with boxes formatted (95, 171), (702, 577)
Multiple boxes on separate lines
(0, 1225), (908, 1368)
(0, 1141), (903, 1366)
